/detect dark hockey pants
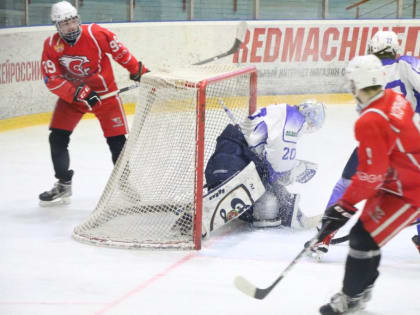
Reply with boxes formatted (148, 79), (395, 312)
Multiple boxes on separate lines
(49, 128), (126, 181)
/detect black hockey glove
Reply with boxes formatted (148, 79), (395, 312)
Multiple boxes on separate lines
(74, 84), (101, 111)
(318, 200), (357, 241)
(130, 61), (149, 82)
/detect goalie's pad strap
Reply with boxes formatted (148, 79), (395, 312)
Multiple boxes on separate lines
(202, 161), (265, 237)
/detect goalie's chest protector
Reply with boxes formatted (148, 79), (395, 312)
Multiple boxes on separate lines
(264, 104), (306, 173)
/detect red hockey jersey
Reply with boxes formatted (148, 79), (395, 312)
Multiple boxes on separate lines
(342, 89), (420, 207)
(41, 23), (140, 104)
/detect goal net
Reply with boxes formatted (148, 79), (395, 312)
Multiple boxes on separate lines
(72, 64), (257, 250)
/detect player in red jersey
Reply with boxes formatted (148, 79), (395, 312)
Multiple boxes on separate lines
(318, 55), (420, 314)
(39, 1), (149, 206)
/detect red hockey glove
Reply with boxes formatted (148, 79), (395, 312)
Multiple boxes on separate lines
(130, 61), (149, 82)
(318, 200), (357, 242)
(74, 84), (101, 111)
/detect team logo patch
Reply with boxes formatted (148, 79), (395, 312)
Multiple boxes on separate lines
(54, 42), (65, 53)
(368, 205), (385, 223)
(208, 185), (253, 232)
(58, 55), (91, 77)
(286, 130), (298, 137)
(111, 117), (123, 127)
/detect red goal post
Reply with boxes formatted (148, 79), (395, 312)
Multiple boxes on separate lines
(73, 64), (257, 250)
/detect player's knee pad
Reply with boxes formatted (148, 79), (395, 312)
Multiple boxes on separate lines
(106, 135), (126, 164)
(349, 220), (380, 252)
(49, 128), (71, 153)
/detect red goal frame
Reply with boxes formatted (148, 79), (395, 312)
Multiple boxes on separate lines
(193, 66), (257, 249)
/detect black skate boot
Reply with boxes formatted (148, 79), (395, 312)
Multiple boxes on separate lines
(319, 292), (364, 315)
(39, 172), (73, 207)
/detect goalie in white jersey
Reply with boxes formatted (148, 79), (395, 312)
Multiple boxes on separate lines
(309, 30), (420, 259)
(204, 100), (326, 230)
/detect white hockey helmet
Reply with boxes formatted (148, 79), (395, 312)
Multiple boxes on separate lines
(297, 99), (326, 133)
(345, 55), (385, 96)
(51, 1), (81, 42)
(367, 31), (399, 57)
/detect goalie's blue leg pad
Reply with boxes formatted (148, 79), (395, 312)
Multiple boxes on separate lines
(342, 147), (359, 180)
(325, 177), (352, 208)
(417, 218), (420, 235)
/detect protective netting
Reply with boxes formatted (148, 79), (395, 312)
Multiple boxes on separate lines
(72, 64), (256, 249)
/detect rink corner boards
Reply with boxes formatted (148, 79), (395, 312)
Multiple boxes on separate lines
(0, 93), (354, 133)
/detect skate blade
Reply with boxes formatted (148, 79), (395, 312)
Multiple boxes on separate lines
(39, 196), (71, 207)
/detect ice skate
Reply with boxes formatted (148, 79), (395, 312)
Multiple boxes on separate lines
(39, 180), (72, 207)
(319, 291), (364, 315)
(359, 284), (373, 309)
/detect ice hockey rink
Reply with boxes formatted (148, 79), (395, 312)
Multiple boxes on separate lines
(1, 103), (419, 315)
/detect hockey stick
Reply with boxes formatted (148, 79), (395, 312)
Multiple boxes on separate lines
(100, 22), (248, 101)
(234, 222), (331, 300)
(100, 82), (140, 100)
(331, 219), (420, 245)
(331, 234), (349, 245)
(193, 21), (248, 65)
(218, 99), (240, 126)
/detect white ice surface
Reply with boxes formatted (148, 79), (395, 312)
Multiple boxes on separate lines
(0, 105), (419, 315)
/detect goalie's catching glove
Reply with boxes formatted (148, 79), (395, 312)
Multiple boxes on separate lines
(74, 84), (101, 111)
(130, 61), (149, 82)
(318, 200), (357, 242)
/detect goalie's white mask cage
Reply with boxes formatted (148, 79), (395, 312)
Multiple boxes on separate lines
(72, 64), (257, 250)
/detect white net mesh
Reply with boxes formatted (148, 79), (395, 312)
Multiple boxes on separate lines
(72, 64), (257, 249)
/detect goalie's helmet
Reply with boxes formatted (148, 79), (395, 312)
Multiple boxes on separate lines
(297, 99), (326, 133)
(367, 31), (399, 58)
(51, 1), (81, 42)
(345, 55), (385, 95)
